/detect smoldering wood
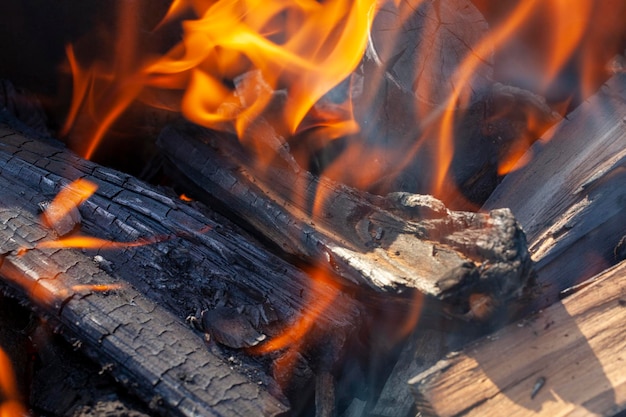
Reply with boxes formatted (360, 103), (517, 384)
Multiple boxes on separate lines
(157, 123), (535, 318)
(408, 259), (626, 417)
(483, 71), (626, 312)
(0, 121), (365, 416)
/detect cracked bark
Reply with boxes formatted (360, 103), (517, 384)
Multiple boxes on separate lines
(0, 121), (363, 416)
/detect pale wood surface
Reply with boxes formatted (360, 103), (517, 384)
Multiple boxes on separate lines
(409, 260), (626, 417)
(158, 124), (534, 316)
(484, 72), (626, 310)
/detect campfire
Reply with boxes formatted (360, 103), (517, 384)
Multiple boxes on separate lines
(0, 0), (625, 416)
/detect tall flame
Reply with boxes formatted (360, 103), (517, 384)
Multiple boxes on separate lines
(64, 0), (378, 160)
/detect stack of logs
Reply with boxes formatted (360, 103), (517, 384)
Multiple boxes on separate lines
(0, 0), (625, 415)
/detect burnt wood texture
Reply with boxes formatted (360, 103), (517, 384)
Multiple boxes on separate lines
(0, 121), (364, 416)
(157, 124), (535, 319)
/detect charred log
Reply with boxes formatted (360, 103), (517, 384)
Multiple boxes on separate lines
(157, 123), (535, 320)
(0, 121), (366, 416)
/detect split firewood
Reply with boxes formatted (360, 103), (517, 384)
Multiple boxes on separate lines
(0, 121), (364, 416)
(408, 259), (626, 417)
(157, 123), (535, 320)
(483, 71), (626, 312)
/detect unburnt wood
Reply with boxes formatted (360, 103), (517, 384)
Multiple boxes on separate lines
(409, 259), (626, 417)
(483, 71), (626, 312)
(157, 124), (535, 319)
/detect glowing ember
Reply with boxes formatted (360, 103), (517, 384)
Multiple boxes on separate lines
(179, 193), (193, 201)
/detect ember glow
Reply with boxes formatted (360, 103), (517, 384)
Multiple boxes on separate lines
(63, 0), (378, 160)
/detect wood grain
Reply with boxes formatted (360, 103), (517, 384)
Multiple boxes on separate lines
(409, 260), (626, 417)
(483, 72), (626, 310)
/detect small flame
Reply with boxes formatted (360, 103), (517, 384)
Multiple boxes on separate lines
(0, 347), (28, 417)
(41, 179), (97, 230)
(179, 193), (193, 202)
(251, 266), (341, 384)
(254, 267), (340, 354)
(0, 400), (28, 417)
(33, 236), (156, 251)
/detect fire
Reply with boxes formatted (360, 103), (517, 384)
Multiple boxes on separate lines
(63, 0), (378, 161)
(61, 0), (621, 199)
(32, 236), (156, 251)
(254, 267), (340, 354)
(250, 266), (340, 383)
(56, 0), (625, 388)
(0, 347), (27, 417)
(40, 178), (97, 232)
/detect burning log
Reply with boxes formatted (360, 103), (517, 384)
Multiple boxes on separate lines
(408, 259), (626, 417)
(0, 121), (364, 416)
(157, 123), (535, 319)
(405, 68), (626, 417)
(483, 71), (626, 312)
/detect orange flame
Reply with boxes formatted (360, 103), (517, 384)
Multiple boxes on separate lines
(430, 0), (540, 196)
(254, 267), (340, 354)
(64, 0), (378, 161)
(0, 400), (28, 417)
(56, 0), (626, 375)
(41, 179), (98, 230)
(179, 193), (193, 202)
(250, 266), (341, 384)
(426, 0), (610, 198)
(33, 236), (157, 251)
(0, 347), (28, 417)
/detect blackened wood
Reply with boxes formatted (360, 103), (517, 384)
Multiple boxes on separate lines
(408, 260), (626, 417)
(157, 124), (534, 317)
(0, 196), (286, 416)
(483, 72), (626, 311)
(0, 122), (362, 415)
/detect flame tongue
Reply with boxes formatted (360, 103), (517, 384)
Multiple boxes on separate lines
(149, 0), (377, 138)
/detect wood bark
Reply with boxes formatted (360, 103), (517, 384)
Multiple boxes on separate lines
(0, 120), (363, 416)
(483, 71), (626, 312)
(157, 123), (535, 319)
(408, 259), (626, 417)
